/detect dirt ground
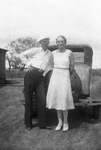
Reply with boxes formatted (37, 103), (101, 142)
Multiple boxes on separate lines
(0, 78), (101, 150)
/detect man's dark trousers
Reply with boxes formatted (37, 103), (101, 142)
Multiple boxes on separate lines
(24, 68), (47, 128)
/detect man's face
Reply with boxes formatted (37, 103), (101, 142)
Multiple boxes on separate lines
(40, 38), (50, 49)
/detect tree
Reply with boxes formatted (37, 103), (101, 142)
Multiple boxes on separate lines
(6, 48), (15, 70)
(6, 37), (39, 70)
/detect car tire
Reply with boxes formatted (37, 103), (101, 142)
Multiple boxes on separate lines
(93, 105), (100, 119)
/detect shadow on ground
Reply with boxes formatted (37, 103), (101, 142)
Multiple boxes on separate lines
(45, 108), (101, 130)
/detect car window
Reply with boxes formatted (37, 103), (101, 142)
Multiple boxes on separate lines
(73, 52), (84, 63)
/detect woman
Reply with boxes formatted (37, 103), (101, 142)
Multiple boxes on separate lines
(46, 35), (75, 132)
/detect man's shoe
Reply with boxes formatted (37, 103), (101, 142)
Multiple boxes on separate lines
(46, 126), (52, 130)
(39, 126), (52, 130)
(26, 126), (32, 130)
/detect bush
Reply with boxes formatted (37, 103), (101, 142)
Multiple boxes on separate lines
(6, 69), (26, 78)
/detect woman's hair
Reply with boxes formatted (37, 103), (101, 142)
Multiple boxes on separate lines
(56, 35), (67, 44)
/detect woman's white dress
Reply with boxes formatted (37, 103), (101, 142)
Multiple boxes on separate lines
(46, 49), (75, 110)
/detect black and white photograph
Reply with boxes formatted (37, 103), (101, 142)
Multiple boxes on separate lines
(0, 0), (101, 150)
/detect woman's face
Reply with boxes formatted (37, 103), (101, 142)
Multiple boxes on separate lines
(56, 37), (66, 49)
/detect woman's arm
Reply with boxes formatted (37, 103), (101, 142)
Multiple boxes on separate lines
(69, 51), (74, 75)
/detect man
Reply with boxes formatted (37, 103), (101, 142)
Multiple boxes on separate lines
(19, 35), (53, 130)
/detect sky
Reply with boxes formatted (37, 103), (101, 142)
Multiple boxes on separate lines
(0, 0), (101, 68)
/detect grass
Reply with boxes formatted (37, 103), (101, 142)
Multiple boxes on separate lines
(6, 69), (26, 78)
(0, 74), (101, 149)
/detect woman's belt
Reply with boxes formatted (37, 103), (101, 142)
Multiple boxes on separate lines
(54, 67), (69, 69)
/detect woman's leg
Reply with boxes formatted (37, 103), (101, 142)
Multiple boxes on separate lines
(55, 110), (63, 131)
(63, 110), (69, 131)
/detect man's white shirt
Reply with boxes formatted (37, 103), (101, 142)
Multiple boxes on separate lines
(18, 47), (53, 76)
